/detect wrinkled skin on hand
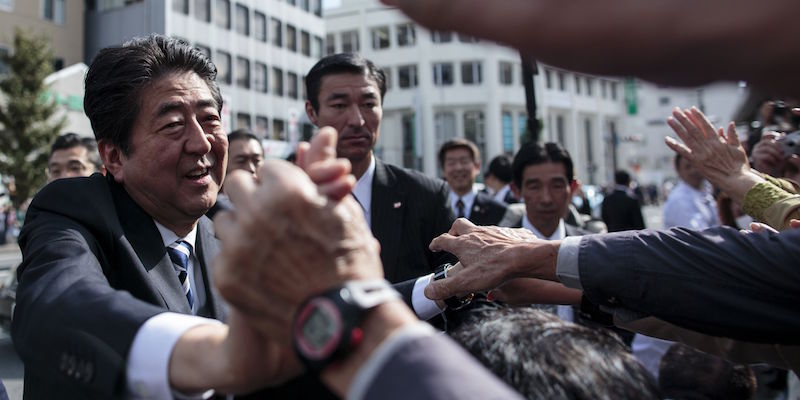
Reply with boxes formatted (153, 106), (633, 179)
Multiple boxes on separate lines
(426, 218), (560, 301)
(213, 159), (383, 347)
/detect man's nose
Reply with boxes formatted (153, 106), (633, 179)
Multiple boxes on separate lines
(185, 118), (213, 155)
(346, 105), (365, 127)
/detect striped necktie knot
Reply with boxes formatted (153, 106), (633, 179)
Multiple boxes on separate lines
(166, 240), (194, 310)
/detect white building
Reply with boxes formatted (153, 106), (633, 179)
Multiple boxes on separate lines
(85, 0), (326, 149)
(620, 81), (748, 187)
(324, 0), (627, 183)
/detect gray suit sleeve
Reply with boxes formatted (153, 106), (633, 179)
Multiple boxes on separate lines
(361, 332), (523, 400)
(578, 226), (800, 344)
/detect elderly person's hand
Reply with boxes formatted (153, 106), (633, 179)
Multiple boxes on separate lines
(425, 218), (561, 301)
(665, 107), (765, 204)
(213, 145), (382, 347)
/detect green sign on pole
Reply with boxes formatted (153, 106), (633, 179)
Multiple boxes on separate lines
(624, 78), (637, 115)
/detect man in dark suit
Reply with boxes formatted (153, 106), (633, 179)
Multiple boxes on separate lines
(439, 138), (507, 226)
(304, 53), (456, 285)
(483, 154), (519, 204)
(12, 35), (294, 399)
(601, 170), (646, 232)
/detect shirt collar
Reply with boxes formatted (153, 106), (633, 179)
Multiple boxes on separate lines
(450, 186), (477, 218)
(493, 184), (511, 203)
(523, 217), (566, 241)
(352, 156), (376, 226)
(154, 220), (198, 253)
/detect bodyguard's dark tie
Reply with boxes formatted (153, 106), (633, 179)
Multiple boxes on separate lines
(456, 198), (465, 218)
(167, 240), (194, 311)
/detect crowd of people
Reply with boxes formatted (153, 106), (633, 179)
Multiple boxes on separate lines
(3, 0), (800, 398)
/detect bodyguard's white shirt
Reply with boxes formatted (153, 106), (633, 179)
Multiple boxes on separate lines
(449, 188), (477, 219)
(493, 184), (512, 203)
(352, 156), (376, 229)
(521, 216), (572, 321)
(662, 180), (719, 229)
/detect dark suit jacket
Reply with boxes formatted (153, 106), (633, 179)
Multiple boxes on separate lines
(371, 160), (457, 286)
(579, 226), (800, 344)
(12, 174), (225, 399)
(601, 189), (646, 232)
(467, 191), (508, 226)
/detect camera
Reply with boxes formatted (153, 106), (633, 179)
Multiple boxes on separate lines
(771, 101), (800, 132)
(778, 130), (800, 158)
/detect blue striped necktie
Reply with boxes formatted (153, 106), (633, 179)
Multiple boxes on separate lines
(166, 240), (194, 311)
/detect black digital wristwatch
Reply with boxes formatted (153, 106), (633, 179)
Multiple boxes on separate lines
(433, 263), (475, 310)
(292, 279), (400, 371)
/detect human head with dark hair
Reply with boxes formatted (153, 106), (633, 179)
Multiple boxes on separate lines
(447, 306), (660, 400)
(614, 170), (631, 186)
(48, 133), (104, 182)
(511, 142), (576, 236)
(86, 34), (227, 235)
(438, 138), (481, 196)
(304, 53), (386, 178)
(226, 128), (263, 176)
(484, 154), (514, 195)
(659, 343), (756, 400)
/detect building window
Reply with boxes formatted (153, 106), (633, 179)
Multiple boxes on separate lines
(288, 72), (299, 99)
(215, 0), (230, 29)
(398, 65), (417, 88)
(434, 112), (456, 151)
(215, 50), (231, 84)
(574, 75), (581, 94)
(341, 30), (359, 52)
(382, 67), (392, 89)
(286, 0), (295, 5)
(272, 67), (283, 96)
(610, 81), (618, 100)
(396, 23), (416, 47)
(234, 3), (249, 35)
(312, 0), (321, 16)
(255, 62), (268, 93)
(300, 30), (311, 56)
(431, 31), (452, 43)
(518, 115), (527, 146)
(325, 33), (336, 55)
(499, 62), (513, 85)
(545, 69), (552, 89)
(371, 26), (390, 50)
(286, 24), (297, 52)
(43, 0), (65, 24)
(271, 18), (282, 47)
(273, 119), (286, 140)
(558, 72), (566, 91)
(601, 80), (607, 98)
(255, 116), (269, 137)
(235, 56), (250, 89)
(195, 0), (210, 21)
(402, 114), (417, 169)
(237, 112), (251, 130)
(432, 62), (454, 86)
(301, 0), (309, 12)
(464, 111), (486, 164)
(172, 0), (188, 14)
(502, 112), (514, 153)
(254, 11), (266, 41)
(584, 118), (595, 183)
(461, 61), (482, 85)
(585, 77), (594, 96)
(458, 34), (478, 43)
(556, 115), (565, 145)
(313, 35), (323, 58)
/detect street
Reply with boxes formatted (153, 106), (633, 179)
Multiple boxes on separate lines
(0, 329), (22, 400)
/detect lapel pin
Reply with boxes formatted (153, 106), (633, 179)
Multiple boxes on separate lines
(393, 202), (402, 208)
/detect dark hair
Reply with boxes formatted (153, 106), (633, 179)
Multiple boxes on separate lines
(50, 133), (103, 170)
(84, 34), (221, 155)
(438, 138), (480, 168)
(448, 306), (660, 400)
(486, 154), (513, 183)
(305, 53), (386, 112)
(511, 142), (574, 188)
(659, 343), (756, 400)
(227, 128), (260, 144)
(674, 153), (684, 171)
(614, 170), (631, 186)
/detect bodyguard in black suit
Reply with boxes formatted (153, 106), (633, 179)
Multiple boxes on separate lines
(439, 138), (507, 226)
(601, 170), (646, 232)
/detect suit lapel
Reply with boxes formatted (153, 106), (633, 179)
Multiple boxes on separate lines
(109, 178), (192, 314)
(371, 160), (405, 278)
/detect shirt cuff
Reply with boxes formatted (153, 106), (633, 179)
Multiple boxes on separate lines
(347, 322), (435, 400)
(411, 273), (443, 320)
(556, 236), (583, 290)
(127, 312), (222, 399)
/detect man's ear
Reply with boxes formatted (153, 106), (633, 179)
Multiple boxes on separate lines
(569, 178), (580, 196)
(305, 101), (318, 126)
(510, 182), (521, 198)
(98, 139), (124, 183)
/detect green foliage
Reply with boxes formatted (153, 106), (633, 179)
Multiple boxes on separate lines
(0, 28), (65, 208)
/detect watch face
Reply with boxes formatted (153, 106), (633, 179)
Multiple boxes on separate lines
(294, 298), (343, 359)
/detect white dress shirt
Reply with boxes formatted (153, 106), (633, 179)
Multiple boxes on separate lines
(663, 180), (719, 230)
(493, 184), (513, 204)
(449, 188), (477, 219)
(352, 156), (376, 229)
(521, 216), (572, 321)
